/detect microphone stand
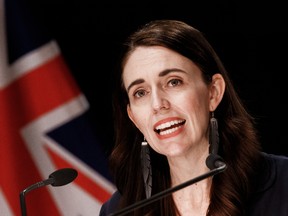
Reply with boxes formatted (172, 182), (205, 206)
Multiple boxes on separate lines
(109, 163), (227, 216)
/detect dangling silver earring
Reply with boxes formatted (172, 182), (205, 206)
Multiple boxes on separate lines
(142, 137), (148, 146)
(141, 137), (152, 198)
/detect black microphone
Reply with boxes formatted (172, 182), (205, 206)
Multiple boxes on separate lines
(19, 168), (78, 216)
(205, 153), (225, 170)
(108, 162), (227, 216)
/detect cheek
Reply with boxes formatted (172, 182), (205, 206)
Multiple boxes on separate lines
(176, 89), (208, 110)
(129, 106), (149, 130)
(179, 90), (210, 121)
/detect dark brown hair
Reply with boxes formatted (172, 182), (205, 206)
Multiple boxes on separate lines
(109, 19), (262, 216)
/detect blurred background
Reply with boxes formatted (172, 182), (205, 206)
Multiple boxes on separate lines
(28, 2), (288, 157)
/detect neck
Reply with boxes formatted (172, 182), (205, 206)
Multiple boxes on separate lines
(173, 177), (211, 216)
(168, 151), (210, 185)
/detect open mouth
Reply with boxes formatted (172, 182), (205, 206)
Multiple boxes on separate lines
(154, 119), (186, 135)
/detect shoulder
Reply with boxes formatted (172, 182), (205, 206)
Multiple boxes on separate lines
(261, 152), (288, 181)
(262, 152), (288, 171)
(99, 191), (122, 216)
(251, 152), (288, 195)
(255, 152), (288, 193)
(248, 152), (288, 214)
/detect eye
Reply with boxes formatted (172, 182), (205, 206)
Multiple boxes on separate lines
(168, 79), (183, 87)
(134, 89), (147, 98)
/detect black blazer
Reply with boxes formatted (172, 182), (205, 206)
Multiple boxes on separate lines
(99, 153), (288, 215)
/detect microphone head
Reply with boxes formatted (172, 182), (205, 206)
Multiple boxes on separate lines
(49, 168), (78, 186)
(205, 154), (225, 170)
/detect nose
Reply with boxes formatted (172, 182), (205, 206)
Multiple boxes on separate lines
(151, 90), (170, 114)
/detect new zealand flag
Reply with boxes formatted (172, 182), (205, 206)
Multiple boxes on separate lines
(0, 0), (115, 215)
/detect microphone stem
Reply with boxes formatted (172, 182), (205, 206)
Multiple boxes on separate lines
(19, 178), (54, 216)
(19, 194), (27, 216)
(109, 164), (227, 216)
(22, 178), (54, 195)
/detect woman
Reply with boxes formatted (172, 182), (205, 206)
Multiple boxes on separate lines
(100, 20), (288, 215)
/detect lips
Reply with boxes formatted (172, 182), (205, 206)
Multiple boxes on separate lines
(154, 118), (186, 136)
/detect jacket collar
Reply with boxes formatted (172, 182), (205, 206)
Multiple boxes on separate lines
(253, 152), (276, 194)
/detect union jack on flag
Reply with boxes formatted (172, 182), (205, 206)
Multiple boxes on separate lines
(0, 0), (115, 215)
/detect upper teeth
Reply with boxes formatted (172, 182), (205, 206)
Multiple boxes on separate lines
(155, 120), (184, 130)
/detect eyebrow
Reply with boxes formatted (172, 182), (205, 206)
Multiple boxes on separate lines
(126, 68), (185, 93)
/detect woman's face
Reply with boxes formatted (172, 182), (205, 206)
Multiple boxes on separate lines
(123, 46), (224, 158)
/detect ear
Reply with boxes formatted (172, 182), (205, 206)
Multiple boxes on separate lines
(209, 73), (225, 112)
